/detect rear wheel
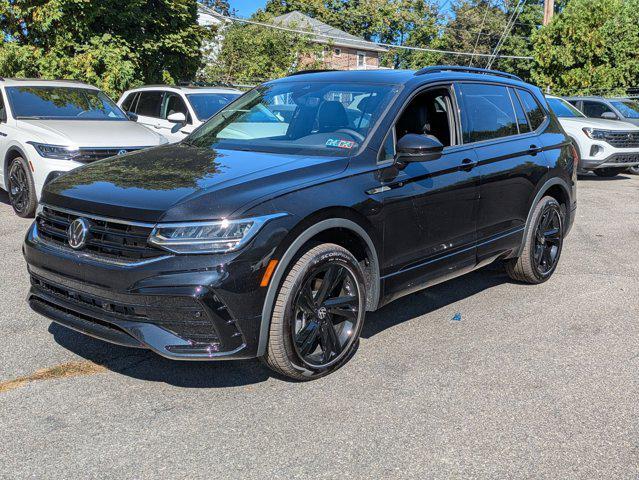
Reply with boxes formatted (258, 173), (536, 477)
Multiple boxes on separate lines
(7, 156), (37, 218)
(594, 167), (626, 177)
(505, 196), (563, 284)
(263, 243), (366, 380)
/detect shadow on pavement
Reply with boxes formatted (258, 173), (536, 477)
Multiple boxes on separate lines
(577, 173), (632, 181)
(0, 189), (9, 205)
(49, 265), (510, 388)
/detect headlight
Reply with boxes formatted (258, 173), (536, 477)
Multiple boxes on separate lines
(582, 128), (607, 140)
(148, 213), (287, 254)
(27, 142), (80, 160)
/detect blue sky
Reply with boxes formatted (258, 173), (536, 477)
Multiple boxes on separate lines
(229, 0), (453, 18)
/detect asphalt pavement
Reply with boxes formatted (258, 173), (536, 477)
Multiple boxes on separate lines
(1, 174), (638, 479)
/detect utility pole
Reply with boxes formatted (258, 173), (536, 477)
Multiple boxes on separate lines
(543, 0), (555, 25)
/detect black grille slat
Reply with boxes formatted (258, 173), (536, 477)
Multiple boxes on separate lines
(37, 206), (166, 263)
(75, 147), (146, 164)
(601, 131), (639, 148)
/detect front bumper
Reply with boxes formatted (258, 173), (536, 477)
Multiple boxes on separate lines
(580, 152), (639, 171)
(24, 222), (270, 360)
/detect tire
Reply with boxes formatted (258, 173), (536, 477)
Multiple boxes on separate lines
(7, 156), (37, 218)
(505, 196), (564, 284)
(263, 243), (367, 380)
(626, 165), (639, 175)
(594, 167), (626, 177)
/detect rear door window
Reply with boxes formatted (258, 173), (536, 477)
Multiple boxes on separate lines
(135, 91), (163, 118)
(457, 83), (519, 143)
(517, 90), (546, 130)
(508, 88), (530, 133)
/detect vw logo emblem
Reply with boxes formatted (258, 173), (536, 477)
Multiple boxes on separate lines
(117, 149), (128, 156)
(67, 218), (90, 250)
(317, 306), (328, 320)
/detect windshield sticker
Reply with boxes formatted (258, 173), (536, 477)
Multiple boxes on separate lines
(326, 138), (356, 149)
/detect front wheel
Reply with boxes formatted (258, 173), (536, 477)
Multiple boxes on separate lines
(263, 243), (366, 380)
(505, 196), (564, 284)
(626, 165), (639, 175)
(7, 156), (37, 218)
(594, 167), (626, 177)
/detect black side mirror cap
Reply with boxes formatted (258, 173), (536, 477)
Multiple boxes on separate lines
(127, 111), (138, 121)
(396, 134), (444, 162)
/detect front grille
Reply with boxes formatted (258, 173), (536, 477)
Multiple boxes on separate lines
(36, 205), (167, 264)
(600, 131), (639, 148)
(75, 147), (148, 163)
(604, 153), (639, 164)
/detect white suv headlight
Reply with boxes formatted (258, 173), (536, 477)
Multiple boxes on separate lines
(582, 128), (606, 140)
(27, 142), (80, 160)
(148, 213), (287, 254)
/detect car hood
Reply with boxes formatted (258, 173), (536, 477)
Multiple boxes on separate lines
(558, 117), (639, 131)
(17, 119), (165, 147)
(42, 143), (349, 222)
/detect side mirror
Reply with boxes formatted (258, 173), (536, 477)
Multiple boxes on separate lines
(600, 111), (618, 120)
(396, 134), (444, 162)
(127, 111), (138, 121)
(167, 112), (187, 124)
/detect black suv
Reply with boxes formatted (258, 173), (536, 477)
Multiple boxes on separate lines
(24, 67), (577, 380)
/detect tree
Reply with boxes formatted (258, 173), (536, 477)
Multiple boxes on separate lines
(531, 0), (639, 95)
(200, 13), (322, 84)
(0, 0), (210, 97)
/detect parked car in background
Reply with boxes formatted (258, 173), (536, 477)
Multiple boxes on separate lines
(546, 95), (639, 177)
(0, 78), (168, 217)
(565, 96), (639, 126)
(24, 67), (577, 380)
(118, 85), (242, 142)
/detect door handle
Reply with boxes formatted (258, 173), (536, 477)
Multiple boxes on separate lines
(460, 158), (478, 171)
(528, 144), (542, 155)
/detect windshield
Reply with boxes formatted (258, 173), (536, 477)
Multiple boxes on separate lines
(6, 86), (128, 120)
(187, 92), (241, 121)
(185, 81), (399, 157)
(547, 97), (585, 118)
(610, 100), (639, 119)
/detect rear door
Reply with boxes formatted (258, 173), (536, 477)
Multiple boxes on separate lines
(132, 90), (165, 133)
(455, 82), (549, 265)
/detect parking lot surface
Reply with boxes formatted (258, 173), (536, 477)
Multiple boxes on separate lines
(1, 174), (638, 479)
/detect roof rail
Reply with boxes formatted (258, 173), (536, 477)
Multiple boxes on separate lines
(287, 69), (339, 77)
(415, 66), (523, 82)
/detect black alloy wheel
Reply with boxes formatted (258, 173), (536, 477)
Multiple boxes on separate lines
(7, 157), (37, 218)
(505, 196), (564, 284)
(264, 243), (366, 380)
(627, 165), (639, 175)
(532, 203), (562, 277)
(291, 263), (360, 368)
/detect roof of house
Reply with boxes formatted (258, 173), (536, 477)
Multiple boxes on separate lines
(273, 11), (387, 53)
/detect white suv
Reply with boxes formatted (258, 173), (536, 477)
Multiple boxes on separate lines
(117, 85), (241, 143)
(546, 95), (639, 177)
(0, 78), (167, 217)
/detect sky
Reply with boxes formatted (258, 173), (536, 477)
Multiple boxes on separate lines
(229, 0), (453, 18)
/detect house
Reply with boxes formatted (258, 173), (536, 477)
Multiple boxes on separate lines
(272, 11), (388, 70)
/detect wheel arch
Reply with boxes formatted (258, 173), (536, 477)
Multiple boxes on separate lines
(3, 145), (29, 189)
(516, 177), (572, 257)
(257, 214), (381, 357)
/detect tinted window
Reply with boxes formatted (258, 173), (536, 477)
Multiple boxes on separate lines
(581, 101), (613, 119)
(547, 97), (585, 118)
(186, 82), (399, 157)
(187, 93), (241, 121)
(509, 88), (530, 132)
(136, 91), (163, 117)
(517, 90), (546, 130)
(458, 83), (518, 143)
(5, 86), (127, 120)
(121, 92), (138, 112)
(0, 92), (6, 122)
(162, 92), (189, 121)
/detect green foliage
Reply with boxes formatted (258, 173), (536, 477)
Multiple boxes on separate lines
(0, 0), (210, 97)
(531, 0), (639, 95)
(200, 13), (322, 84)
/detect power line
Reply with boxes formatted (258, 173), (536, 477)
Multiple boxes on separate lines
(486, 0), (527, 68)
(212, 13), (533, 60)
